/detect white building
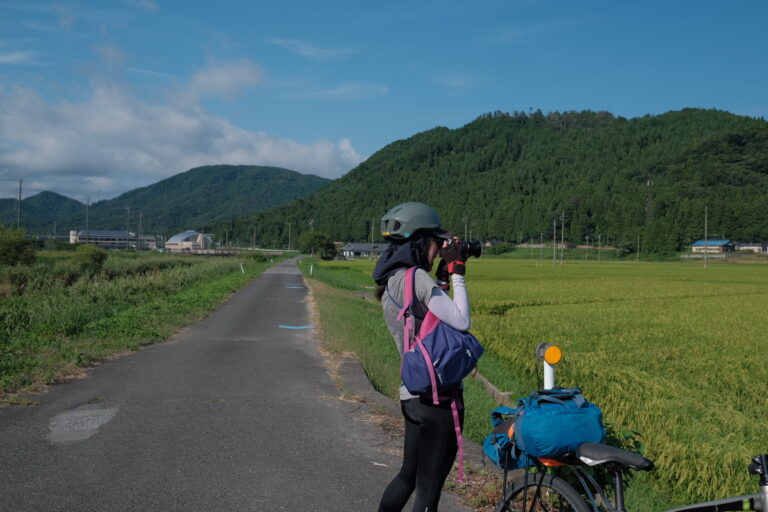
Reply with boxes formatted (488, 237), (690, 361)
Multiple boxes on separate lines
(340, 243), (389, 259)
(165, 230), (213, 252)
(69, 230), (157, 250)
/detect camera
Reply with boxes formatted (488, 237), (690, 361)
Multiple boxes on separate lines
(462, 239), (482, 259)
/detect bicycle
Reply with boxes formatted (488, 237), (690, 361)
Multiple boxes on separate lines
(490, 344), (767, 512)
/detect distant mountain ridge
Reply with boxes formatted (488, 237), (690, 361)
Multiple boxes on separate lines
(210, 108), (768, 253)
(2, 165), (331, 236)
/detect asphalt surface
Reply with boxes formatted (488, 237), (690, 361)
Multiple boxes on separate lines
(0, 258), (471, 511)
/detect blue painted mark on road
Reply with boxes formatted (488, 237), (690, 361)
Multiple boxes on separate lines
(278, 325), (313, 330)
(286, 285), (305, 289)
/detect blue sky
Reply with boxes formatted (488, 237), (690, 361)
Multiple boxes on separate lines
(1, 0), (766, 201)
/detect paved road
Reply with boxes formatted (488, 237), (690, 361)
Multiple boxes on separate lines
(0, 259), (470, 511)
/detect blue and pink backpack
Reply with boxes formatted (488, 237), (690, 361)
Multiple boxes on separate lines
(397, 267), (485, 480)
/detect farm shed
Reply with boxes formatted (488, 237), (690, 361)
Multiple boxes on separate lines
(691, 239), (735, 253)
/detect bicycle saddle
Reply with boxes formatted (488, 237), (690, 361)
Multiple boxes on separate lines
(576, 442), (654, 471)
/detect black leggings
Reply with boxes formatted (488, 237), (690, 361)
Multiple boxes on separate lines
(378, 396), (465, 512)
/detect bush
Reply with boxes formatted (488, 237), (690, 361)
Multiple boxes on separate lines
(483, 242), (517, 255)
(73, 244), (109, 275)
(0, 226), (37, 266)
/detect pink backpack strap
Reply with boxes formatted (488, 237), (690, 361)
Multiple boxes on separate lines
(397, 267), (416, 350)
(451, 390), (465, 482)
(417, 311), (441, 405)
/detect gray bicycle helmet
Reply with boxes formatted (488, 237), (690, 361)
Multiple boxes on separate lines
(380, 202), (451, 240)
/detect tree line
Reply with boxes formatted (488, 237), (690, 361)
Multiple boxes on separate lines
(207, 109), (768, 253)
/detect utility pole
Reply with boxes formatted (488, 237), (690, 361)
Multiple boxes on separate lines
(704, 206), (708, 269)
(464, 216), (468, 240)
(646, 178), (654, 224)
(17, 179), (22, 228)
(287, 222), (291, 251)
(585, 236), (589, 261)
(125, 207), (131, 233)
(370, 218), (374, 260)
(560, 211), (565, 264)
(85, 198), (90, 233)
(598, 234), (601, 263)
(553, 219), (557, 268)
(138, 212), (143, 251)
(540, 232), (543, 264)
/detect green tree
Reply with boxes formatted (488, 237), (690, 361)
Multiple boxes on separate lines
(0, 226), (37, 266)
(299, 232), (337, 259)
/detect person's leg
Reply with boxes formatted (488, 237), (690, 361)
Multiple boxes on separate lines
(409, 400), (463, 512)
(378, 400), (420, 512)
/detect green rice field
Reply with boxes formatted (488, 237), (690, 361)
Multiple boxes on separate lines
(300, 256), (768, 508)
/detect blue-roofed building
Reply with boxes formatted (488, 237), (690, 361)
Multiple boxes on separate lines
(691, 239), (735, 254)
(69, 229), (157, 250)
(165, 230), (213, 252)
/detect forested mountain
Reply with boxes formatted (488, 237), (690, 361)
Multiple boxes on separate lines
(0, 191), (84, 235)
(210, 109), (768, 253)
(3, 166), (331, 237)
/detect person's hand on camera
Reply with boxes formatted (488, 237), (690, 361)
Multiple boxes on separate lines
(439, 237), (467, 276)
(435, 259), (450, 291)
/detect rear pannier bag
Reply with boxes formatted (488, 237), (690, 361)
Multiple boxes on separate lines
(483, 387), (605, 467)
(514, 387), (605, 459)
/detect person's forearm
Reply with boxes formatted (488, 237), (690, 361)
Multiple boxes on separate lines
(427, 274), (470, 331)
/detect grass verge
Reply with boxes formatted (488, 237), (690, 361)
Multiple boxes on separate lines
(1, 254), (277, 402)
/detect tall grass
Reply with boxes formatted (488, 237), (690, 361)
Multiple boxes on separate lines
(300, 257), (768, 507)
(0, 251), (275, 396)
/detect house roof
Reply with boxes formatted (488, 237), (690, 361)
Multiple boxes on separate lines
(691, 239), (732, 247)
(167, 230), (204, 243)
(78, 230), (131, 237)
(341, 243), (389, 251)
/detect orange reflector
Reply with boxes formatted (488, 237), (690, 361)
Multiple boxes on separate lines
(544, 345), (562, 365)
(539, 458), (566, 467)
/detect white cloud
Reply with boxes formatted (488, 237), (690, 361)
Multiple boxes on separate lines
(95, 45), (126, 66)
(0, 51), (35, 64)
(0, 66), (365, 201)
(128, 0), (159, 12)
(484, 19), (584, 46)
(184, 59), (266, 102)
(436, 72), (485, 90)
(296, 81), (389, 100)
(266, 38), (353, 61)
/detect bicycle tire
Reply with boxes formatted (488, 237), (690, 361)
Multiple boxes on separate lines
(495, 472), (591, 512)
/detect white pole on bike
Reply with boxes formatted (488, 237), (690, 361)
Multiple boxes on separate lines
(536, 342), (563, 390)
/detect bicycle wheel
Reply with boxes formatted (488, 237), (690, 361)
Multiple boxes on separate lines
(495, 472), (591, 512)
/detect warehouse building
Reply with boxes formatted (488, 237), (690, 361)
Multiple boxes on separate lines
(691, 239), (735, 254)
(69, 230), (157, 250)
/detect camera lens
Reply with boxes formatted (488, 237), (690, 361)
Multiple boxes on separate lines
(461, 240), (482, 259)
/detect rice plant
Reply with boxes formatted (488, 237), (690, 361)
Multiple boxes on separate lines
(302, 256), (768, 507)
